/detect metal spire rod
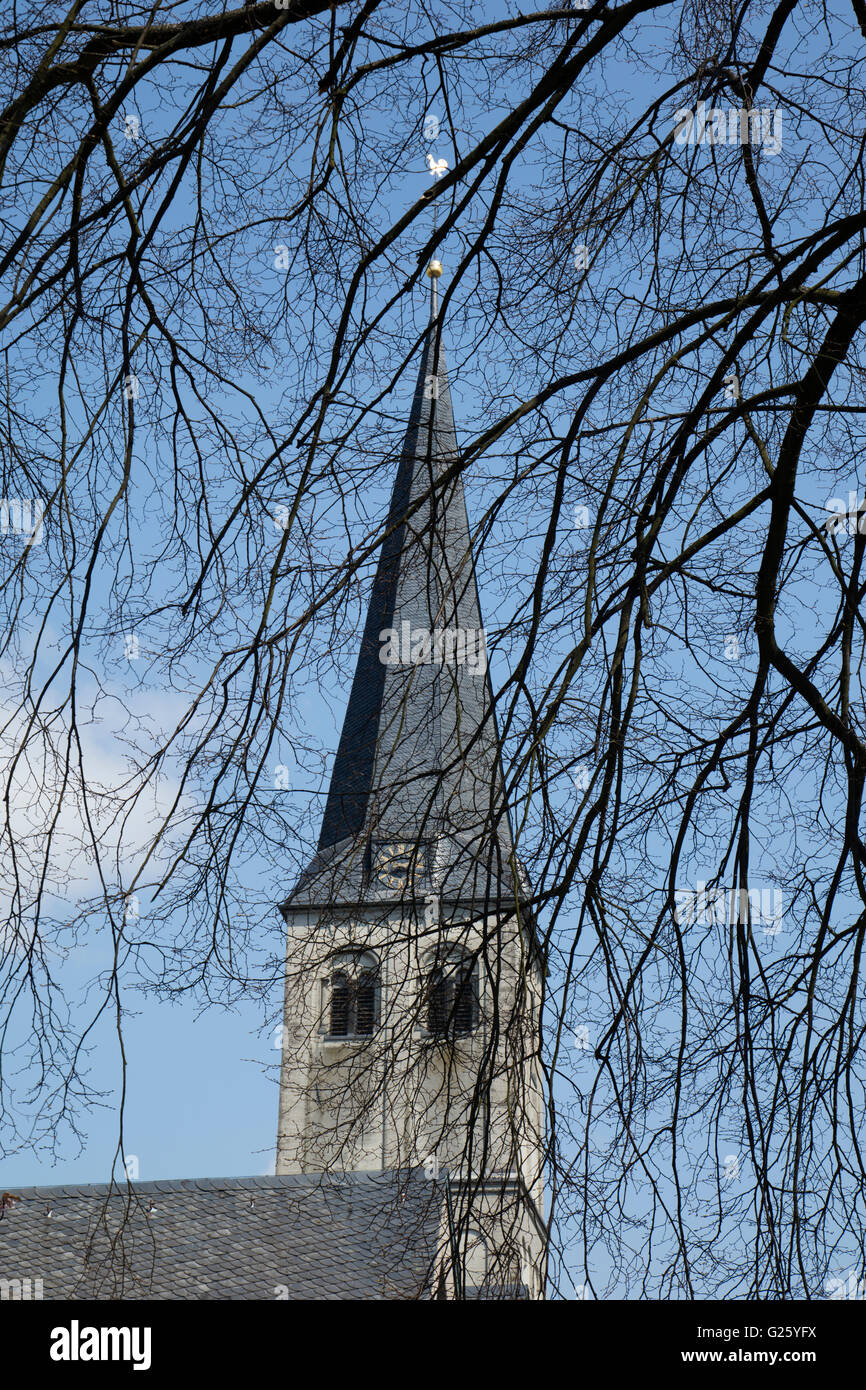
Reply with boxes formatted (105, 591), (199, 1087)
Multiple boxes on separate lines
(426, 258), (443, 320)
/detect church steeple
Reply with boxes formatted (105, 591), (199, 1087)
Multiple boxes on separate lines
(276, 272), (545, 1301)
(285, 266), (518, 912)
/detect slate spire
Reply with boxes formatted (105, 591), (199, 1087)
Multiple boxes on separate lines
(286, 268), (517, 909)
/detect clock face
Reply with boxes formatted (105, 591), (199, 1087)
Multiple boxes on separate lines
(371, 841), (424, 889)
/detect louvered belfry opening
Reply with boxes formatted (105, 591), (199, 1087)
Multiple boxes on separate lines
(427, 951), (477, 1037)
(329, 955), (378, 1037)
(354, 967), (377, 1034)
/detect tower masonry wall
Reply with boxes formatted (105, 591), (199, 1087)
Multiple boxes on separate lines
(275, 901), (547, 1295)
(275, 904), (545, 1195)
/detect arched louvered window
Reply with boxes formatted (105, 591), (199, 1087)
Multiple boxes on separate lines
(327, 952), (378, 1037)
(426, 948), (477, 1036)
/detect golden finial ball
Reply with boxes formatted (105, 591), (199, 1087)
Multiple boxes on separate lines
(426, 259), (443, 278)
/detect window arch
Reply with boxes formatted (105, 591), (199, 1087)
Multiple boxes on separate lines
(426, 947), (478, 1036)
(464, 1230), (490, 1290)
(326, 951), (379, 1037)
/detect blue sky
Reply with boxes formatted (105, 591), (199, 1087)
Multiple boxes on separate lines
(3, 0), (864, 1301)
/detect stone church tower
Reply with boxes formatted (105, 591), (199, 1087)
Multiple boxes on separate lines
(276, 265), (547, 1296)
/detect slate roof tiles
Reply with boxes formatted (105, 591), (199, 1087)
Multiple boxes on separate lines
(0, 1171), (444, 1301)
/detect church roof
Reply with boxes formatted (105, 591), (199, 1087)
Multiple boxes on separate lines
(0, 1172), (444, 1300)
(285, 294), (526, 914)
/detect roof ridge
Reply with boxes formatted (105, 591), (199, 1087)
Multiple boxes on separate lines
(6, 1171), (405, 1200)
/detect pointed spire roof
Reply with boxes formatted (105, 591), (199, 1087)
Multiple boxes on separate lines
(285, 280), (522, 912)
